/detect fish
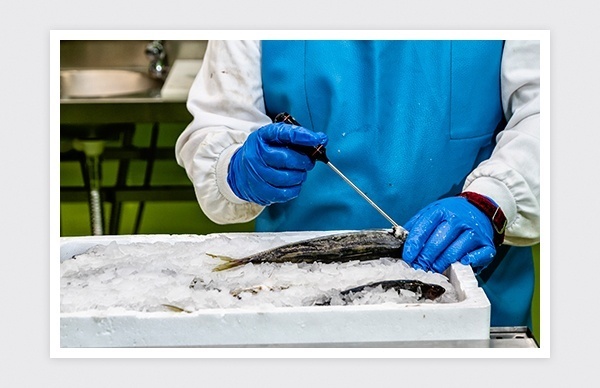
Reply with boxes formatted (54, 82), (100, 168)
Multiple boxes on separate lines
(339, 279), (445, 301)
(315, 279), (446, 305)
(207, 228), (406, 271)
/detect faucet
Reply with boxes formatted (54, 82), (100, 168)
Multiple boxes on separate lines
(145, 40), (169, 80)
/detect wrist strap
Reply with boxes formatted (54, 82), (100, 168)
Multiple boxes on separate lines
(458, 191), (507, 246)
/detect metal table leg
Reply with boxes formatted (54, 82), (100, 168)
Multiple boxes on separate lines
(73, 139), (106, 236)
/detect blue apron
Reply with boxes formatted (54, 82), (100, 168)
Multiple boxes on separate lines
(260, 40), (533, 327)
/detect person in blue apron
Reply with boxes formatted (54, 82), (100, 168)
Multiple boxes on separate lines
(176, 40), (540, 328)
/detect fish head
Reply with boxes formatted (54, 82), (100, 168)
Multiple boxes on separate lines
(422, 284), (446, 300)
(391, 226), (409, 242)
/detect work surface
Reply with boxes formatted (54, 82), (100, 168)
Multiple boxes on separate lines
(212, 327), (538, 348)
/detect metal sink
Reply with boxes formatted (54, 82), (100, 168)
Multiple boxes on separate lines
(60, 69), (162, 98)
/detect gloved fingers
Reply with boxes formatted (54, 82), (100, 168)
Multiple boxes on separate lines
(263, 185), (303, 204)
(240, 183), (302, 205)
(260, 123), (328, 147)
(252, 162), (308, 187)
(239, 162), (303, 203)
(402, 206), (445, 265)
(430, 229), (489, 273)
(410, 216), (467, 271)
(228, 134), (310, 205)
(459, 245), (496, 273)
(258, 142), (316, 171)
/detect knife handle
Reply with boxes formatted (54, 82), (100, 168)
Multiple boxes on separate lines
(273, 112), (330, 163)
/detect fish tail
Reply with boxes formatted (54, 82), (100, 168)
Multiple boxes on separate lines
(207, 253), (246, 271)
(161, 304), (188, 313)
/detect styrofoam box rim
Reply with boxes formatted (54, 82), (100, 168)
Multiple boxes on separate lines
(59, 231), (491, 347)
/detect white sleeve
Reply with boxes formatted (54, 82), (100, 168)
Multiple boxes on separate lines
(175, 40), (271, 225)
(463, 40), (540, 246)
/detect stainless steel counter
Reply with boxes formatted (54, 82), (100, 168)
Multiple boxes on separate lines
(188, 327), (539, 348)
(59, 40), (205, 125)
(59, 76), (190, 125)
(60, 98), (192, 125)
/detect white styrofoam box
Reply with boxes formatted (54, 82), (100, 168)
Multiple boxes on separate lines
(160, 59), (203, 101)
(59, 232), (490, 347)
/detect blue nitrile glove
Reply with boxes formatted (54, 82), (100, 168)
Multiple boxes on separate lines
(227, 122), (328, 206)
(402, 197), (497, 274)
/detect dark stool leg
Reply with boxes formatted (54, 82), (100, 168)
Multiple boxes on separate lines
(133, 123), (160, 234)
(109, 127), (135, 235)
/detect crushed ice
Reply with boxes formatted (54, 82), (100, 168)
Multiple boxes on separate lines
(60, 233), (459, 313)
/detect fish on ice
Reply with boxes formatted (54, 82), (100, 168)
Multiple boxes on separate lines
(208, 228), (406, 271)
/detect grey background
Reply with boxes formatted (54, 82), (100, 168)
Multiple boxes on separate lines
(2, 0), (594, 386)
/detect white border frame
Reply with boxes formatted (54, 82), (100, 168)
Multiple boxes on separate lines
(50, 30), (550, 359)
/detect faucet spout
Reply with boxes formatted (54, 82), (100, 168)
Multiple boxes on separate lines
(145, 40), (169, 80)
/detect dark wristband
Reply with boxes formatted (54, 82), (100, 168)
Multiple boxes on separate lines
(458, 191), (507, 246)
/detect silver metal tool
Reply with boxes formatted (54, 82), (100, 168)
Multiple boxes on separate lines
(274, 112), (407, 235)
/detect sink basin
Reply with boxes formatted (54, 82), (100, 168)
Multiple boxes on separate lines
(60, 69), (162, 98)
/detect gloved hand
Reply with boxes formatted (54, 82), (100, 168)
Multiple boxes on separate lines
(227, 122), (328, 206)
(402, 196), (497, 274)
